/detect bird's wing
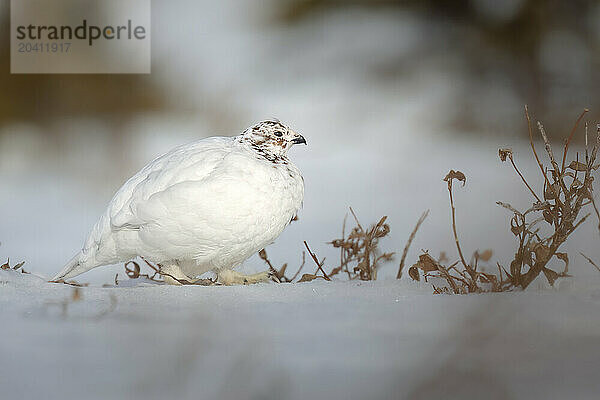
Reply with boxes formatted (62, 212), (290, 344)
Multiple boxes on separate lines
(83, 137), (235, 254)
(118, 148), (280, 264)
(133, 170), (266, 262)
(109, 136), (234, 229)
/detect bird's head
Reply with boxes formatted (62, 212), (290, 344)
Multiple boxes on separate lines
(241, 119), (306, 159)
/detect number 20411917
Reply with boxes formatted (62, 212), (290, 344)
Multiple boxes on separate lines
(17, 42), (71, 53)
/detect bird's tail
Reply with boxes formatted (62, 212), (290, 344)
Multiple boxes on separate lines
(52, 252), (89, 282)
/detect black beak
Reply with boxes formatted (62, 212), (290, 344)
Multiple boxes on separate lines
(292, 135), (307, 145)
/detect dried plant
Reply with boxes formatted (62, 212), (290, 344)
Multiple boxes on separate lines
(1, 258), (27, 274)
(409, 250), (507, 294)
(409, 108), (599, 293)
(17, 257), (87, 287)
(499, 107), (598, 288)
(258, 248), (307, 283)
(50, 279), (89, 287)
(299, 240), (332, 282)
(260, 208), (395, 283)
(397, 210), (429, 279)
(122, 258), (217, 286)
(328, 208), (394, 281)
(408, 173), (509, 294)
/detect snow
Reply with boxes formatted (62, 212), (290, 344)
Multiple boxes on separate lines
(2, 269), (600, 400)
(2, 126), (600, 399)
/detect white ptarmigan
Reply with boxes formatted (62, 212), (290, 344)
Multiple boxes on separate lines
(53, 120), (306, 285)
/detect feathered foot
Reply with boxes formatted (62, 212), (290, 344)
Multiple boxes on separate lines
(160, 264), (197, 286)
(218, 270), (271, 285)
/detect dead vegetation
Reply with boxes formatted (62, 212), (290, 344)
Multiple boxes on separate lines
(259, 248), (306, 282)
(122, 258), (217, 286)
(1, 259), (27, 274)
(36, 108), (600, 292)
(258, 208), (396, 283)
(330, 208), (394, 280)
(409, 108), (600, 293)
(397, 210), (429, 279)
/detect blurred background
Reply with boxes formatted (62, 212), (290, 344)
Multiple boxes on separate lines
(0, 0), (598, 282)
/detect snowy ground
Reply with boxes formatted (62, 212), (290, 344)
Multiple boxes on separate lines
(2, 269), (600, 400)
(2, 127), (599, 399)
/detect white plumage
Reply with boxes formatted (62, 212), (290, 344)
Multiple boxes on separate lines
(53, 120), (306, 285)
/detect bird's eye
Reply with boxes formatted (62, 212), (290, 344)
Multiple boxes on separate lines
(274, 131), (283, 137)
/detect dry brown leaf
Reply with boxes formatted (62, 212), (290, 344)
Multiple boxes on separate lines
(408, 266), (420, 281)
(534, 244), (550, 260)
(414, 253), (439, 273)
(555, 252), (569, 274)
(510, 222), (524, 236)
(277, 263), (288, 278)
(544, 183), (560, 199)
(443, 170), (466, 186)
(13, 261), (25, 271)
(499, 148), (513, 162)
(542, 268), (559, 286)
(522, 247), (533, 267)
(298, 273), (319, 283)
(571, 178), (583, 188)
(258, 249), (268, 260)
(543, 210), (554, 224)
(329, 266), (342, 276)
(567, 161), (588, 172)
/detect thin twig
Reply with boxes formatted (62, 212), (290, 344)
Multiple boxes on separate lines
(348, 207), (363, 232)
(303, 241), (331, 281)
(447, 178), (472, 277)
(569, 213), (591, 234)
(538, 121), (567, 203)
(289, 251), (307, 282)
(561, 108), (588, 173)
(340, 214), (352, 279)
(585, 122), (590, 165)
(525, 105), (551, 189)
(580, 252), (600, 273)
(537, 121), (560, 175)
(397, 210), (429, 279)
(258, 249), (280, 278)
(508, 153), (542, 202)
